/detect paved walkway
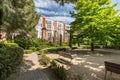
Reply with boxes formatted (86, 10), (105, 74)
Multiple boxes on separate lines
(95, 48), (120, 54)
(7, 52), (50, 80)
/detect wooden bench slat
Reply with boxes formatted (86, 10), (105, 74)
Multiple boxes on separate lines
(104, 61), (120, 80)
(59, 53), (73, 62)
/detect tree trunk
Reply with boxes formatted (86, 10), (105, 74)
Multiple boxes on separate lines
(69, 33), (72, 48)
(105, 42), (108, 48)
(91, 42), (94, 51)
(59, 34), (62, 47)
(78, 42), (80, 47)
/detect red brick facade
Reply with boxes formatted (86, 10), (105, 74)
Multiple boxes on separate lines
(37, 16), (70, 42)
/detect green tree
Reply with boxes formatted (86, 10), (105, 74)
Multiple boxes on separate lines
(0, 0), (3, 25)
(1, 0), (38, 40)
(59, 34), (62, 46)
(0, 0), (3, 39)
(70, 0), (119, 51)
(23, 0), (39, 39)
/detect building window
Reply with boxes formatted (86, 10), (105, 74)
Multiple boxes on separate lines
(66, 26), (70, 30)
(57, 23), (62, 33)
(46, 20), (52, 30)
(46, 20), (53, 42)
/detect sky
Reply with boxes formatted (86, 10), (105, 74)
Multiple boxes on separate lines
(34, 0), (120, 24)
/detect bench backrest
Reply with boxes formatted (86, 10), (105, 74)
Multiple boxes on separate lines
(57, 48), (67, 51)
(59, 53), (73, 59)
(104, 61), (120, 74)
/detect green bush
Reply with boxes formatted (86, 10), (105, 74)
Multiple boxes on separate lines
(14, 38), (34, 49)
(73, 74), (83, 80)
(24, 50), (33, 54)
(4, 42), (19, 47)
(50, 60), (67, 80)
(47, 48), (57, 53)
(39, 50), (50, 65)
(0, 42), (5, 48)
(29, 47), (36, 52)
(52, 42), (59, 47)
(62, 42), (68, 47)
(80, 45), (90, 49)
(0, 46), (24, 80)
(50, 60), (57, 68)
(33, 38), (51, 50)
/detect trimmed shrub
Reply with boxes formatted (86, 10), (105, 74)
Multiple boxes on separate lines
(52, 42), (59, 47)
(0, 46), (24, 80)
(29, 47), (36, 52)
(24, 50), (33, 54)
(33, 38), (51, 50)
(47, 48), (57, 53)
(14, 38), (33, 49)
(0, 42), (5, 48)
(4, 42), (19, 47)
(39, 50), (50, 65)
(50, 60), (67, 80)
(73, 74), (83, 80)
(62, 42), (68, 47)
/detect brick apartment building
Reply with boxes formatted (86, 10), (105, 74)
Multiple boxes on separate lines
(36, 16), (70, 42)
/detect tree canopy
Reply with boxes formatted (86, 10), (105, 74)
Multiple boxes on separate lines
(70, 0), (120, 51)
(0, 0), (38, 40)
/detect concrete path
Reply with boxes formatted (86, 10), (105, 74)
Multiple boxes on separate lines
(7, 52), (50, 80)
(95, 48), (120, 54)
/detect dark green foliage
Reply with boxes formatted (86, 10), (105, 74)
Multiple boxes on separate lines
(14, 38), (34, 49)
(50, 60), (57, 68)
(33, 38), (52, 50)
(0, 46), (24, 80)
(62, 42), (68, 47)
(4, 42), (19, 47)
(52, 42), (59, 47)
(60, 34), (62, 47)
(73, 74), (83, 80)
(68, 30), (73, 48)
(0, 42), (5, 48)
(39, 50), (50, 65)
(50, 60), (67, 80)
(0, 0), (3, 25)
(29, 47), (36, 52)
(2, 0), (38, 40)
(24, 49), (33, 54)
(47, 48), (57, 53)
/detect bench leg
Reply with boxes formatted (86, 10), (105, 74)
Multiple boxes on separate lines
(109, 72), (112, 80)
(104, 70), (107, 80)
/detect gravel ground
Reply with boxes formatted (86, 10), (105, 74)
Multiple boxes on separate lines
(47, 49), (120, 80)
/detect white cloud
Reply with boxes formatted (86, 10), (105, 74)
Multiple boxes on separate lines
(46, 16), (74, 24)
(34, 0), (74, 24)
(35, 0), (59, 8)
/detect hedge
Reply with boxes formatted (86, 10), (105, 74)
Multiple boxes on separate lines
(39, 50), (50, 65)
(0, 46), (24, 80)
(50, 60), (67, 80)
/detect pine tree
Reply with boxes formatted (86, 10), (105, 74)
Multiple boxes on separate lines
(2, 0), (38, 40)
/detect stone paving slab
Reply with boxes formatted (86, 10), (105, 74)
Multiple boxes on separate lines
(7, 52), (50, 80)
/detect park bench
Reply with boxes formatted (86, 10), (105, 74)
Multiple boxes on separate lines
(57, 48), (67, 52)
(71, 47), (78, 49)
(59, 52), (73, 62)
(104, 61), (120, 80)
